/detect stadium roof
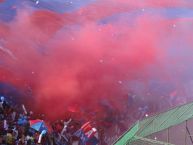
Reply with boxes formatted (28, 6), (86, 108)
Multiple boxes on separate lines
(114, 101), (193, 145)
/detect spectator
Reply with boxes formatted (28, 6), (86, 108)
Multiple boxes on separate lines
(0, 96), (100, 145)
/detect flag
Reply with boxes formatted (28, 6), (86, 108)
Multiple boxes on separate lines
(74, 122), (99, 145)
(29, 119), (47, 132)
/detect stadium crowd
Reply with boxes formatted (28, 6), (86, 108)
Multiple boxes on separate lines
(0, 96), (99, 145)
(0, 92), (174, 145)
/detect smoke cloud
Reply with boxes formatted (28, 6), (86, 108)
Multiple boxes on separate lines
(1, 0), (193, 142)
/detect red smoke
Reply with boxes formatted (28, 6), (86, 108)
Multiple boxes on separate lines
(0, 0), (193, 141)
